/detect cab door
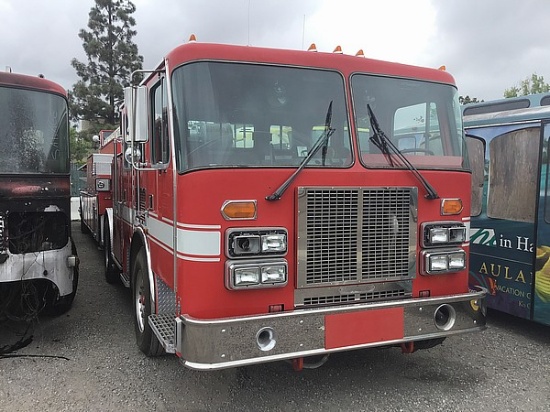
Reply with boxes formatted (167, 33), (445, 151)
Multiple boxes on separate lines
(149, 75), (175, 288)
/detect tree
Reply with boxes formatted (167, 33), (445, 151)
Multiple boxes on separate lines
(504, 74), (550, 98)
(70, 0), (143, 127)
(459, 96), (482, 105)
(69, 126), (92, 165)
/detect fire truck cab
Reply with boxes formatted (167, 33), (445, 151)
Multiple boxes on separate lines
(104, 40), (486, 370)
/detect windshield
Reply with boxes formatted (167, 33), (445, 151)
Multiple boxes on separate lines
(351, 75), (467, 170)
(171, 62), (351, 172)
(0, 86), (69, 174)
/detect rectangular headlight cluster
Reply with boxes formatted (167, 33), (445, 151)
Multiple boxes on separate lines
(226, 228), (287, 258)
(422, 222), (466, 247)
(422, 249), (466, 275)
(226, 259), (288, 289)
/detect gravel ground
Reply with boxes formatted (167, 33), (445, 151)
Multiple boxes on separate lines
(1, 222), (549, 412)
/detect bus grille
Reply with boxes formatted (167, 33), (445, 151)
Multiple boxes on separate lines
(296, 187), (417, 290)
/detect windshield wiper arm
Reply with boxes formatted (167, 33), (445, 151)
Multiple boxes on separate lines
(367, 104), (439, 200)
(266, 101), (335, 201)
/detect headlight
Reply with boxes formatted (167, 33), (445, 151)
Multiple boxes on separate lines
(422, 222), (467, 247)
(226, 259), (288, 289)
(422, 249), (466, 275)
(261, 233), (286, 253)
(227, 228), (287, 258)
(234, 267), (261, 286)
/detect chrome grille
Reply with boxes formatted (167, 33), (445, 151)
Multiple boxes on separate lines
(297, 187), (417, 290)
(362, 188), (413, 279)
(303, 289), (408, 306)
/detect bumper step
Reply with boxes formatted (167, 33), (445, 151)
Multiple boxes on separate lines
(148, 313), (175, 354)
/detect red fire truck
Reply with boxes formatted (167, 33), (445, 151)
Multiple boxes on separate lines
(103, 39), (487, 370)
(79, 129), (120, 283)
(0, 70), (78, 317)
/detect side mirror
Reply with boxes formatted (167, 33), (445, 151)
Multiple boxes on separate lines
(124, 86), (148, 143)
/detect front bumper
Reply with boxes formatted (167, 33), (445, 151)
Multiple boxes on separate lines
(0, 240), (77, 296)
(175, 288), (486, 370)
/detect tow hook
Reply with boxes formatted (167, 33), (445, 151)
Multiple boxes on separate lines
(401, 342), (415, 354)
(290, 354), (331, 371)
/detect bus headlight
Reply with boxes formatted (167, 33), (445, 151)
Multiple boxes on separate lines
(226, 259), (288, 289)
(422, 249), (466, 275)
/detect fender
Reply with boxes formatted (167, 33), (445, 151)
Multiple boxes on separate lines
(104, 207), (114, 254)
(131, 226), (156, 311)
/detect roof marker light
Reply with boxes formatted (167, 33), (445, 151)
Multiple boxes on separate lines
(308, 43), (317, 52)
(333, 45), (343, 54)
(438, 65), (446, 71)
(188, 34), (197, 42)
(355, 49), (365, 57)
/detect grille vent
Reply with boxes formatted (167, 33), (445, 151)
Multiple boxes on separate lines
(297, 187), (417, 289)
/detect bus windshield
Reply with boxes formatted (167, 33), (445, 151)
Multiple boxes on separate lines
(351, 75), (467, 170)
(0, 86), (69, 174)
(171, 62), (351, 171)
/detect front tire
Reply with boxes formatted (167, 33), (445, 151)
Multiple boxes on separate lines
(103, 219), (119, 284)
(132, 247), (163, 356)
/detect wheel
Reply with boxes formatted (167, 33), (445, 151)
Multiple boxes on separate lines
(46, 240), (79, 316)
(80, 202), (90, 234)
(80, 215), (90, 234)
(132, 247), (164, 356)
(103, 219), (120, 284)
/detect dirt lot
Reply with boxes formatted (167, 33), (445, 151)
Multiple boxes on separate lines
(1, 222), (549, 412)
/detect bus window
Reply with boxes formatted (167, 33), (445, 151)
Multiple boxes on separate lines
(544, 123), (550, 223)
(466, 135), (485, 216)
(487, 127), (539, 222)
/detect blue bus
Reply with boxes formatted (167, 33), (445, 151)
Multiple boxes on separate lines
(463, 93), (550, 325)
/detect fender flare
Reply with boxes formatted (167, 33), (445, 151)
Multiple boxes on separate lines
(130, 226), (156, 311)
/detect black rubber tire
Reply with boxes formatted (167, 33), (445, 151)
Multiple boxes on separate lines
(103, 219), (120, 284)
(80, 215), (90, 234)
(132, 247), (164, 356)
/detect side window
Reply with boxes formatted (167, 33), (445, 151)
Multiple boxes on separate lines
(488, 127), (539, 222)
(152, 78), (170, 164)
(466, 135), (485, 216)
(544, 123), (550, 223)
(394, 102), (443, 155)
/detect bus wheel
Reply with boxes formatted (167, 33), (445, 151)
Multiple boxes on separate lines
(132, 247), (164, 356)
(103, 219), (119, 284)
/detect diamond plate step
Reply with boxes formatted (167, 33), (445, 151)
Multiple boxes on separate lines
(148, 313), (175, 354)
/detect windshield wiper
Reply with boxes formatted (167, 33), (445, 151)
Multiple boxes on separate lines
(266, 101), (335, 201)
(367, 104), (439, 200)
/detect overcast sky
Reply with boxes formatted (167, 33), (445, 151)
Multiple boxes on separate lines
(1, 0), (549, 101)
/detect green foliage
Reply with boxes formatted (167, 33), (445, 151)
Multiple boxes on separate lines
(69, 127), (92, 165)
(504, 74), (550, 98)
(70, 0), (143, 126)
(459, 96), (482, 105)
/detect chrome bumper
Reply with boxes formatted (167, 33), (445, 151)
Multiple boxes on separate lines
(175, 289), (486, 370)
